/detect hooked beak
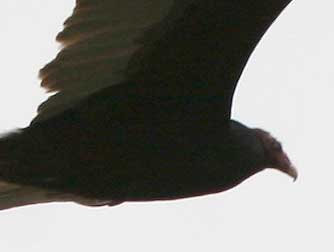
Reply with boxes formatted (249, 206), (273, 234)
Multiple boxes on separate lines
(277, 163), (298, 182)
(273, 153), (298, 182)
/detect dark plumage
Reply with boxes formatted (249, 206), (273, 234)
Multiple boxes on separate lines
(0, 0), (297, 210)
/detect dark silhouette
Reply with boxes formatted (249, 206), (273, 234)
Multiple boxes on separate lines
(0, 0), (297, 210)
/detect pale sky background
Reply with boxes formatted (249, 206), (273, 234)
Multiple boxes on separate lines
(0, 1), (333, 251)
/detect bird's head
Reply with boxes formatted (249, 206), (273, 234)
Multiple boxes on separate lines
(254, 128), (298, 181)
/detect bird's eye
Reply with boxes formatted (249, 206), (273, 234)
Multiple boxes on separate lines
(271, 141), (282, 152)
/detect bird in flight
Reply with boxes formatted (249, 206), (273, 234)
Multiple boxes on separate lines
(0, 0), (297, 210)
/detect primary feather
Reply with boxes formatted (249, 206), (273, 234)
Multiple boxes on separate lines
(35, 0), (293, 123)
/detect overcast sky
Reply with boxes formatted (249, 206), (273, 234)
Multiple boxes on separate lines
(0, 1), (333, 251)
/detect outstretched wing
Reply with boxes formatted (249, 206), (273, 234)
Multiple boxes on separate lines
(34, 0), (293, 123)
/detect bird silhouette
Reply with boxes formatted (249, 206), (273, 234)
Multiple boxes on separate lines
(0, 0), (297, 210)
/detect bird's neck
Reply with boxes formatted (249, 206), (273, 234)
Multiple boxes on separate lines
(228, 120), (267, 172)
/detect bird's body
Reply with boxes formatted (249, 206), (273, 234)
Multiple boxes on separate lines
(0, 0), (297, 210)
(0, 86), (266, 204)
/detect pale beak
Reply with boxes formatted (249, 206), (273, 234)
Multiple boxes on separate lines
(272, 152), (298, 182)
(278, 164), (298, 182)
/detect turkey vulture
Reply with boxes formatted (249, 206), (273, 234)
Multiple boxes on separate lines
(0, 0), (297, 210)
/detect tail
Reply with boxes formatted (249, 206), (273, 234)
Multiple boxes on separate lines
(0, 181), (123, 210)
(0, 130), (123, 210)
(0, 181), (62, 210)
